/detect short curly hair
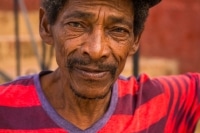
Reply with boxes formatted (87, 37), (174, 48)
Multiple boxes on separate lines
(42, 0), (150, 36)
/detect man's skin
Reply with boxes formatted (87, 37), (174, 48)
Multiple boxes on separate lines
(39, 0), (141, 130)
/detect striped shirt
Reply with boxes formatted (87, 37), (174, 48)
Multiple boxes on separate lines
(0, 71), (200, 133)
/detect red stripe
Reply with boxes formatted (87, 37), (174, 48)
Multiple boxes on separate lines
(0, 85), (40, 107)
(118, 74), (150, 97)
(100, 94), (167, 132)
(118, 77), (139, 97)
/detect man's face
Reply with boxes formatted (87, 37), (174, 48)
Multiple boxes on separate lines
(45, 0), (139, 99)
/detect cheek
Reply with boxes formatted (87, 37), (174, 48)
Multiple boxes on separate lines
(54, 30), (72, 55)
(53, 33), (69, 68)
(54, 35), (85, 68)
(110, 39), (133, 63)
(55, 43), (67, 69)
(55, 27), (87, 54)
(110, 39), (133, 74)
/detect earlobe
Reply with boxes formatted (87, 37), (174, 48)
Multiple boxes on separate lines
(39, 7), (53, 45)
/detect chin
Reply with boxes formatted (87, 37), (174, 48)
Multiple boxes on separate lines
(70, 84), (112, 100)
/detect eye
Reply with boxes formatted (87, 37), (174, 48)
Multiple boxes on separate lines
(67, 22), (83, 28)
(109, 27), (130, 40)
(64, 21), (87, 38)
(112, 27), (127, 33)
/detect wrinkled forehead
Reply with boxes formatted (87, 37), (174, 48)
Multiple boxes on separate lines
(66, 0), (133, 5)
(59, 0), (134, 23)
(65, 0), (133, 11)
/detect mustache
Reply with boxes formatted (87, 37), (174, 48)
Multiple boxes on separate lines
(66, 58), (117, 77)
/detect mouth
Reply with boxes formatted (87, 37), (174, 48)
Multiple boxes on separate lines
(73, 66), (109, 80)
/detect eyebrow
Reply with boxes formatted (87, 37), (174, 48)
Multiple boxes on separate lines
(63, 11), (95, 20)
(63, 11), (133, 28)
(107, 16), (133, 29)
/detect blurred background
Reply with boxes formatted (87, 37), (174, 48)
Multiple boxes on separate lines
(0, 0), (200, 84)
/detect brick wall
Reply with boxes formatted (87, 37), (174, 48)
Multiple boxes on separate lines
(0, 0), (40, 11)
(141, 0), (200, 73)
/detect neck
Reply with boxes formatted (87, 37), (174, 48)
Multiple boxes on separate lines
(60, 90), (111, 129)
(40, 69), (112, 130)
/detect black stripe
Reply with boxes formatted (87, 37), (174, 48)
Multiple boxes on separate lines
(164, 78), (175, 116)
(0, 106), (59, 130)
(172, 77), (182, 129)
(186, 73), (200, 103)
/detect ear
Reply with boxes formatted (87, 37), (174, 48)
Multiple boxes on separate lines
(39, 7), (54, 45)
(128, 34), (142, 55)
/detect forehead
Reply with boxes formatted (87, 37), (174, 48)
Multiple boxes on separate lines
(66, 0), (133, 8)
(61, 0), (134, 17)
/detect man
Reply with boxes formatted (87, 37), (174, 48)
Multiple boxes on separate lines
(0, 0), (199, 132)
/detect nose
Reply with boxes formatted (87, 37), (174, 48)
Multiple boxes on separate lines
(80, 28), (110, 61)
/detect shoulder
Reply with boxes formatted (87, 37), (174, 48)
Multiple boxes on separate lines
(0, 75), (35, 92)
(117, 74), (164, 97)
(1, 74), (35, 86)
(117, 74), (163, 89)
(153, 73), (200, 93)
(0, 74), (40, 107)
(117, 73), (200, 96)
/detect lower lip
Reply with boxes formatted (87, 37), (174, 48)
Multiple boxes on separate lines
(73, 68), (108, 80)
